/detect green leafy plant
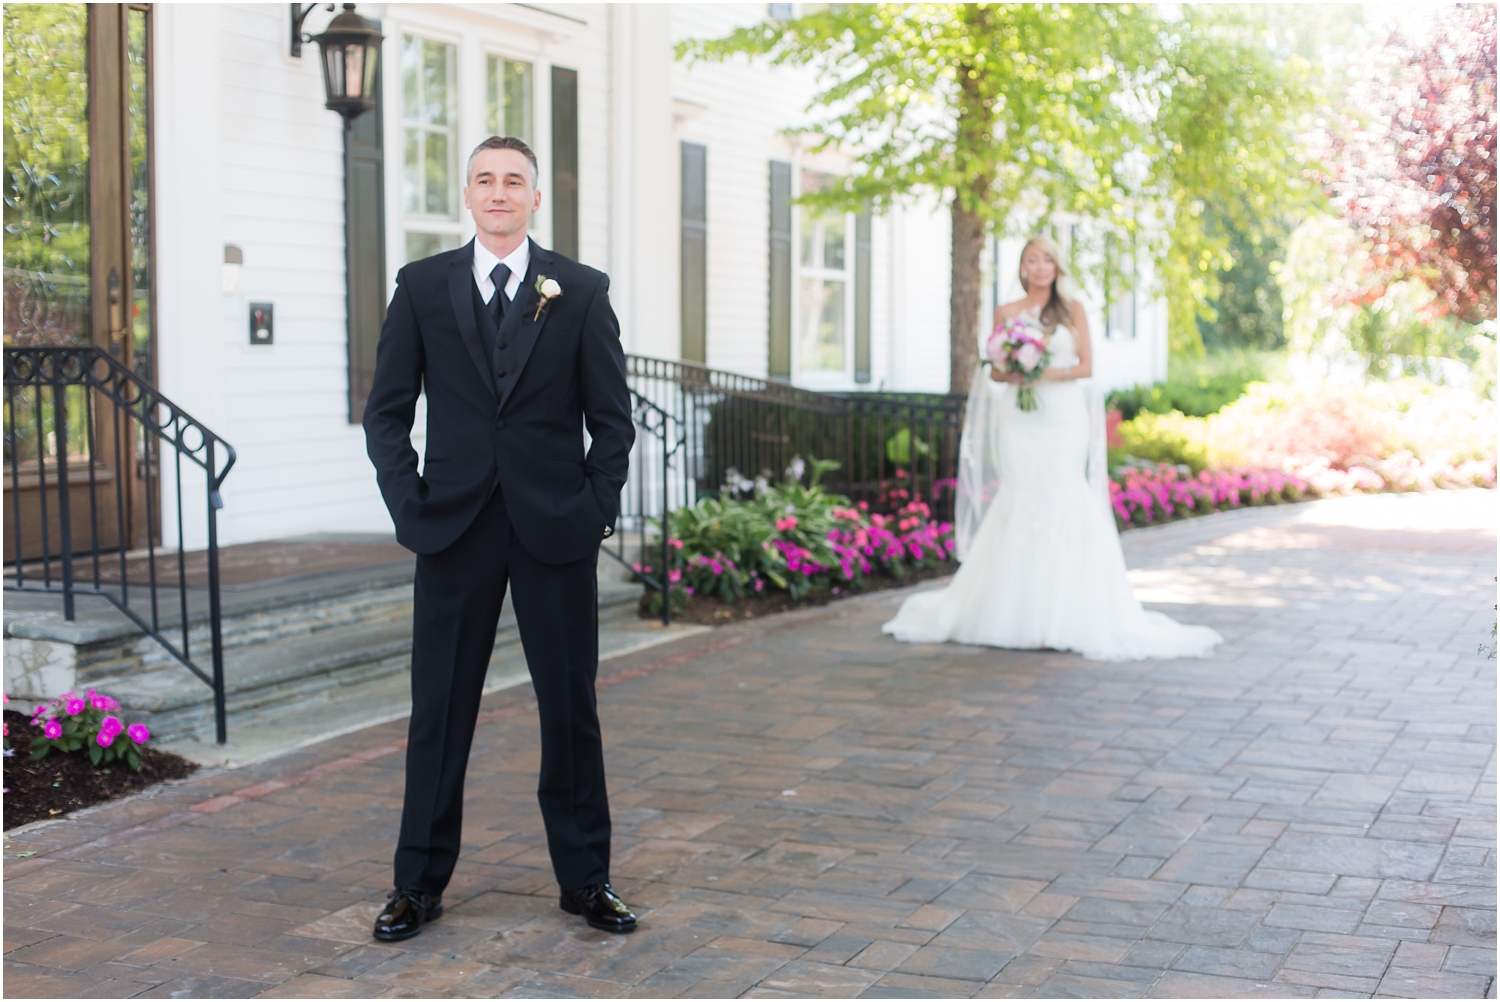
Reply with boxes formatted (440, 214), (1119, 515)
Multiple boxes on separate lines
(637, 457), (957, 608)
(28, 689), (152, 771)
(1110, 411), (1221, 473)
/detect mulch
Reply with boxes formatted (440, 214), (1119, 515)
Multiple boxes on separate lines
(640, 565), (955, 626)
(3, 710), (198, 831)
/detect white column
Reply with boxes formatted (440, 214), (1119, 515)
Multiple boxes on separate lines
(608, 4), (678, 360)
(152, 3), (225, 548)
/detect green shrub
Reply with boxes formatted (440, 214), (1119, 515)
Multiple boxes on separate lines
(638, 459), (957, 608)
(1111, 411), (1219, 473)
(1108, 350), (1279, 420)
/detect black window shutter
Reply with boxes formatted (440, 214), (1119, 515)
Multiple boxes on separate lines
(551, 66), (579, 259)
(680, 142), (707, 363)
(346, 32), (385, 424)
(854, 210), (872, 383)
(768, 160), (792, 381)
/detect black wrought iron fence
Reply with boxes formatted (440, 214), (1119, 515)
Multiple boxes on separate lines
(606, 355), (966, 623)
(3, 346), (236, 744)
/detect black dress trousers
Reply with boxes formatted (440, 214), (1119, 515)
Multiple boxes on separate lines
(393, 485), (610, 895)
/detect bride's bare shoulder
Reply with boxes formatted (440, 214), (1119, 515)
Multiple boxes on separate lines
(994, 299), (1033, 321)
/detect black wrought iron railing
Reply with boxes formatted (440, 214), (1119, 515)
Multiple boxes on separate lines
(3, 346), (236, 744)
(609, 355), (965, 623)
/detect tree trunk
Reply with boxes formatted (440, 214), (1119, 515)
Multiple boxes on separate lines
(949, 201), (985, 393)
(949, 4), (999, 395)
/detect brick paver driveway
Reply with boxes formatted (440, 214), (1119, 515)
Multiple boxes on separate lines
(4, 490), (1495, 999)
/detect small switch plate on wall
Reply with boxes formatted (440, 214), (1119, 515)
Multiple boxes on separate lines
(249, 303), (274, 345)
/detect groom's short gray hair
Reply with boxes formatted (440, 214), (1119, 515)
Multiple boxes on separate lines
(467, 136), (539, 188)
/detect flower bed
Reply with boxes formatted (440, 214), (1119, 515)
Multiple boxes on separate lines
(637, 463), (957, 619)
(1110, 463), (1310, 528)
(28, 689), (154, 769)
(3, 709), (196, 830)
(1108, 378), (1496, 528)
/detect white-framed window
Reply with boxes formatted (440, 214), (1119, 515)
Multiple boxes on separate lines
(487, 55), (533, 142)
(401, 33), (461, 261)
(1105, 233), (1137, 340)
(384, 9), (553, 278)
(794, 169), (854, 383)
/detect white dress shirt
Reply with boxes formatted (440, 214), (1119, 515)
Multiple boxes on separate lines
(472, 238), (529, 304)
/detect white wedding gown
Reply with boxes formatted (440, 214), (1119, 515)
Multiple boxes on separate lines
(882, 320), (1222, 661)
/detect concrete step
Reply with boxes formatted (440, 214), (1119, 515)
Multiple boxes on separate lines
(75, 583), (417, 684)
(99, 579), (644, 744)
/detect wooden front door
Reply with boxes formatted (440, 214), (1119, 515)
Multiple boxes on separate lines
(3, 3), (156, 564)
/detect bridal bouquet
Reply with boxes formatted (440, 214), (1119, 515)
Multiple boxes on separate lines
(986, 317), (1051, 411)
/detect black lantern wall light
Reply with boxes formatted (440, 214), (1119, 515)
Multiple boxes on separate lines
(290, 3), (384, 127)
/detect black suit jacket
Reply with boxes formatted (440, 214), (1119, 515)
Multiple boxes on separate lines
(363, 239), (635, 564)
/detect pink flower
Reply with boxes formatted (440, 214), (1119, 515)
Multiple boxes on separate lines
(43, 720), (62, 740)
(127, 723), (150, 744)
(96, 730), (115, 747)
(99, 716), (122, 736)
(64, 698), (85, 716)
(775, 516), (798, 531)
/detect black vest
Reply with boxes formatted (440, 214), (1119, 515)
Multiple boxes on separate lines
(469, 282), (511, 393)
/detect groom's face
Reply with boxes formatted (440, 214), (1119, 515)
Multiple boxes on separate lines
(464, 148), (541, 243)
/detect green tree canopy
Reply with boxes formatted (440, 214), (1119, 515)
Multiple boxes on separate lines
(3, 3), (91, 346)
(682, 3), (1317, 390)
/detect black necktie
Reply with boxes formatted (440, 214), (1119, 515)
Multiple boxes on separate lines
(489, 263), (511, 325)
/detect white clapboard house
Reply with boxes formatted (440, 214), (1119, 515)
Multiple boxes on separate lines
(3, 3), (1167, 733)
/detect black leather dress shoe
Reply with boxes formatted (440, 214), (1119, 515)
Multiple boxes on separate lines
(560, 883), (637, 933)
(373, 889), (443, 942)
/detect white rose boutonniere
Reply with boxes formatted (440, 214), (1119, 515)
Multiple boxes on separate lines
(532, 276), (562, 321)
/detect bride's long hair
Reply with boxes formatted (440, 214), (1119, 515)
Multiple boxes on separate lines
(1018, 234), (1076, 332)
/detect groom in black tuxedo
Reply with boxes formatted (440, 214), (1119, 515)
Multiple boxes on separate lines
(363, 136), (637, 940)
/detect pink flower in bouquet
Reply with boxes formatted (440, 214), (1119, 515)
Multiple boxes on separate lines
(986, 318), (1027, 359)
(1016, 341), (1044, 372)
(127, 723), (150, 744)
(986, 318), (1050, 411)
(43, 720), (62, 740)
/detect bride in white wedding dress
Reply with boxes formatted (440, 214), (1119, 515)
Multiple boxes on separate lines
(883, 235), (1222, 661)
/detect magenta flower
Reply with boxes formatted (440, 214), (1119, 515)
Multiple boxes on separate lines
(99, 715), (123, 736)
(43, 719), (62, 740)
(64, 698), (85, 716)
(127, 723), (150, 744)
(96, 730), (115, 747)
